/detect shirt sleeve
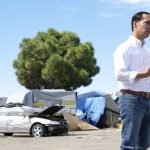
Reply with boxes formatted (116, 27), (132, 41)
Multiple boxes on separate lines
(113, 46), (138, 83)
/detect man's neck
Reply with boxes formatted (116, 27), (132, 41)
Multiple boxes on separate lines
(132, 33), (145, 45)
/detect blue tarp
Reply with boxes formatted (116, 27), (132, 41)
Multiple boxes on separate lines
(76, 91), (108, 126)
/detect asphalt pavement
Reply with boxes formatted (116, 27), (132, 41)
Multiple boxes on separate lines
(0, 129), (150, 150)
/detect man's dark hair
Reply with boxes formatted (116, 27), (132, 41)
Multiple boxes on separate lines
(131, 11), (150, 31)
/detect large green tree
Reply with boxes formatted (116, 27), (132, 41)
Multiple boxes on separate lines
(13, 28), (100, 90)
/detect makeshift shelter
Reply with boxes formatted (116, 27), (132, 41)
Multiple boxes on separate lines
(98, 95), (120, 128)
(7, 89), (77, 108)
(0, 97), (7, 106)
(76, 91), (120, 128)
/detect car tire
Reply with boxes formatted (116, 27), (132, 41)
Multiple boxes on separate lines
(31, 123), (45, 137)
(4, 133), (13, 136)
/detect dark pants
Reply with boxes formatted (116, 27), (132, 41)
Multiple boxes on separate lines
(119, 94), (150, 150)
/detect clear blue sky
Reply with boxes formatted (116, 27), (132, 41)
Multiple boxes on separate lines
(1, 0), (150, 97)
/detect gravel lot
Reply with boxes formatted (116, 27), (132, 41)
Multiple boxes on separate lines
(0, 129), (150, 150)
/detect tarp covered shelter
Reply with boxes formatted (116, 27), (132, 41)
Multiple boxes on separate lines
(7, 89), (77, 107)
(76, 91), (120, 128)
(0, 97), (7, 106)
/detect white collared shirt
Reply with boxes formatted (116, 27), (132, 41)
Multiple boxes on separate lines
(113, 36), (150, 92)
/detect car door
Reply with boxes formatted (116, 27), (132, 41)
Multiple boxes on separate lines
(7, 108), (31, 133)
(0, 108), (9, 132)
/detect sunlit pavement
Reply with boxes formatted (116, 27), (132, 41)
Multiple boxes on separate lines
(0, 129), (150, 150)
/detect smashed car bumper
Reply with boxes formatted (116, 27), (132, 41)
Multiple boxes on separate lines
(47, 123), (68, 135)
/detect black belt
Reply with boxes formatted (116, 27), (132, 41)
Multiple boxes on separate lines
(120, 89), (150, 98)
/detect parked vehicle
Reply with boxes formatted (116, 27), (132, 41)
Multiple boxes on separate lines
(0, 103), (68, 137)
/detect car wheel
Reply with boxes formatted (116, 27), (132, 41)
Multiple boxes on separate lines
(31, 124), (45, 137)
(4, 133), (13, 136)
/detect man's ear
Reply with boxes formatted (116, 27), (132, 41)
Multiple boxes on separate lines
(133, 21), (137, 29)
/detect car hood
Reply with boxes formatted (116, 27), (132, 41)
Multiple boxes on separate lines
(35, 105), (64, 116)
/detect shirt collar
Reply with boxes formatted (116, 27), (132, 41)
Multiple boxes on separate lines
(128, 36), (144, 47)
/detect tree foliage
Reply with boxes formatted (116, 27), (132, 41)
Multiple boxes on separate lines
(13, 28), (100, 90)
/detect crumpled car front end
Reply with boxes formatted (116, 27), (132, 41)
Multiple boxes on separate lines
(46, 120), (69, 136)
(30, 105), (69, 136)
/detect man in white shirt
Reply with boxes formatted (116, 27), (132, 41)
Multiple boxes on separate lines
(113, 11), (150, 150)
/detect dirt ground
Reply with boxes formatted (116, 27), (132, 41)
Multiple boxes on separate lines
(0, 129), (150, 150)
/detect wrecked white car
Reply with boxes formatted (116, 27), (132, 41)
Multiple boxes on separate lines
(0, 103), (68, 137)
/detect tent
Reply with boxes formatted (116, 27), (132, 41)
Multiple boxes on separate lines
(76, 91), (120, 128)
(0, 97), (7, 106)
(7, 89), (77, 107)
